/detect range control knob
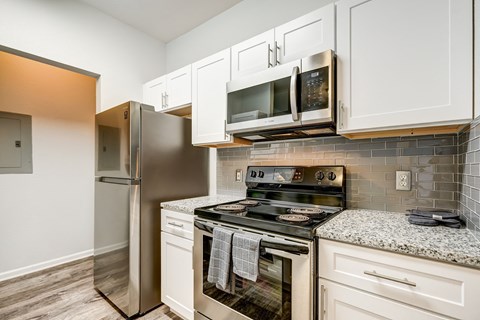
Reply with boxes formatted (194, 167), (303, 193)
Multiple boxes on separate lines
(258, 170), (265, 178)
(327, 172), (336, 181)
(315, 171), (325, 181)
(250, 170), (257, 178)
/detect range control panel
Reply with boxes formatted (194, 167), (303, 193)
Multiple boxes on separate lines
(246, 165), (344, 188)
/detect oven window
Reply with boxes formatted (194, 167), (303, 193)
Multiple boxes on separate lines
(202, 236), (292, 320)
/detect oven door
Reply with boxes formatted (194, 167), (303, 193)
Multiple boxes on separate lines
(193, 220), (314, 320)
(226, 60), (302, 135)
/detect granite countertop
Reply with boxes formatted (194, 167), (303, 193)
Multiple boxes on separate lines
(161, 195), (244, 215)
(317, 209), (480, 269)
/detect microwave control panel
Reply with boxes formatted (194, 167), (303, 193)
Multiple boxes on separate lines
(300, 66), (329, 112)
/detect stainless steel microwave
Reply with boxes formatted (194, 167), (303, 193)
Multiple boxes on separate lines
(226, 50), (335, 141)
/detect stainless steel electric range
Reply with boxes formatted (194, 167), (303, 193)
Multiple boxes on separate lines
(193, 165), (345, 320)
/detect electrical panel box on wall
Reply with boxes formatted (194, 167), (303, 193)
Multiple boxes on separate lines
(0, 111), (32, 174)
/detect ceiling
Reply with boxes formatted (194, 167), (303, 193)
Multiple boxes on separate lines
(78, 0), (243, 43)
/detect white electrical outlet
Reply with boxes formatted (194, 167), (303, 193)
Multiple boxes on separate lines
(235, 169), (243, 182)
(396, 171), (411, 191)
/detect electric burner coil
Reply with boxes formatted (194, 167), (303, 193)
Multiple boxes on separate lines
(276, 214), (311, 223)
(238, 200), (259, 206)
(214, 204), (246, 213)
(289, 207), (324, 215)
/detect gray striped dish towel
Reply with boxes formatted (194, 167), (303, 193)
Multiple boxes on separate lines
(207, 227), (234, 293)
(232, 232), (262, 282)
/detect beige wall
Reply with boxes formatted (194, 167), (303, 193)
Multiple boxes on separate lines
(0, 51), (96, 278)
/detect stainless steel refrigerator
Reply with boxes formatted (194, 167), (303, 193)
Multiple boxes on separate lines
(94, 101), (208, 317)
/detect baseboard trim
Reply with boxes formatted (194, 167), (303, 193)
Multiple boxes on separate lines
(0, 249), (93, 282)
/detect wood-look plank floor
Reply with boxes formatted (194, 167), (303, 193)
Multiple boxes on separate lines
(0, 257), (182, 320)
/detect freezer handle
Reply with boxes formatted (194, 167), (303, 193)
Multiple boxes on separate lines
(96, 177), (140, 185)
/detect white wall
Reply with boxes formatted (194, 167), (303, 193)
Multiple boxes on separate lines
(0, 0), (166, 111)
(0, 52), (96, 279)
(166, 0), (334, 71)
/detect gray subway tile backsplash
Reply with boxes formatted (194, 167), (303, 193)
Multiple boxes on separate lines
(217, 120), (480, 241)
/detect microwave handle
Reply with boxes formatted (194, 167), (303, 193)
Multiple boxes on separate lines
(289, 66), (300, 121)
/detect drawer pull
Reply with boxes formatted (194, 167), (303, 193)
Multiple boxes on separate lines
(364, 270), (417, 287)
(167, 222), (184, 228)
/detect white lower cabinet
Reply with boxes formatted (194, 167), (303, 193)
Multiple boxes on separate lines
(319, 279), (451, 320)
(161, 209), (194, 320)
(319, 240), (480, 320)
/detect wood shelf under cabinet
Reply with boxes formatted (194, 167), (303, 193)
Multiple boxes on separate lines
(340, 124), (468, 140)
(198, 136), (252, 148)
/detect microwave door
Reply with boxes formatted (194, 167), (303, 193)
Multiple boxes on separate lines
(226, 60), (301, 134)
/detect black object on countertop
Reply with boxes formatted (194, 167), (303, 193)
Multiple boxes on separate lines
(406, 209), (462, 228)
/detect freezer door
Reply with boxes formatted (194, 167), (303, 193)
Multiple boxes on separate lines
(94, 177), (140, 317)
(95, 101), (142, 179)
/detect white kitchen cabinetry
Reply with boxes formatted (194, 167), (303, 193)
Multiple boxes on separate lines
(230, 4), (335, 80)
(161, 209), (194, 320)
(231, 30), (275, 80)
(275, 4), (335, 65)
(192, 49), (234, 146)
(318, 240), (480, 320)
(143, 65), (192, 113)
(143, 76), (166, 111)
(319, 279), (451, 320)
(336, 0), (473, 138)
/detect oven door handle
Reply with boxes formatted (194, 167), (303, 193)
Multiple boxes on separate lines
(194, 221), (309, 255)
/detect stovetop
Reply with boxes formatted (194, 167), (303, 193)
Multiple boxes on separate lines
(195, 199), (342, 240)
(195, 165), (346, 240)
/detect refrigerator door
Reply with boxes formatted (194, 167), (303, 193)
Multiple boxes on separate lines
(139, 109), (209, 313)
(94, 177), (140, 318)
(95, 102), (144, 179)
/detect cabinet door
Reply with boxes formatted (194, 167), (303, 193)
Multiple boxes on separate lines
(319, 280), (451, 320)
(192, 49), (232, 145)
(231, 29), (275, 80)
(275, 3), (335, 65)
(336, 0), (472, 134)
(166, 65), (192, 110)
(161, 232), (193, 320)
(143, 76), (166, 112)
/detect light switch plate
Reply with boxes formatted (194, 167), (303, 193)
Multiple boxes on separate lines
(396, 171), (411, 191)
(235, 169), (243, 182)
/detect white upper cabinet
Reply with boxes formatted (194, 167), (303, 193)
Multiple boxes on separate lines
(231, 30), (275, 80)
(142, 65), (192, 112)
(165, 65), (192, 110)
(336, 0), (473, 136)
(192, 49), (232, 145)
(143, 76), (166, 112)
(275, 3), (335, 65)
(230, 4), (335, 80)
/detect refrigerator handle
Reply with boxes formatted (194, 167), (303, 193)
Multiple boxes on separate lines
(134, 147), (140, 180)
(97, 177), (140, 185)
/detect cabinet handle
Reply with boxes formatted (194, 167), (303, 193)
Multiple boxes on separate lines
(224, 120), (230, 141)
(167, 221), (184, 228)
(364, 270), (417, 287)
(338, 101), (345, 129)
(165, 93), (169, 107)
(275, 41), (280, 65)
(320, 284), (326, 320)
(267, 44), (273, 68)
(161, 92), (165, 109)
